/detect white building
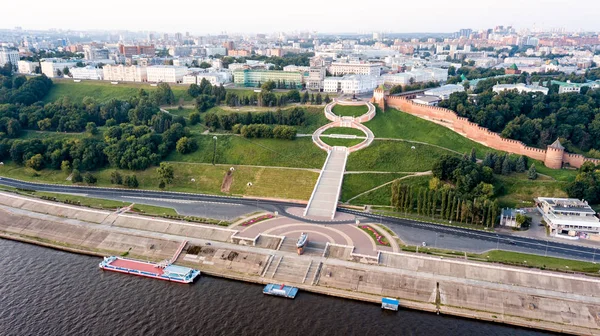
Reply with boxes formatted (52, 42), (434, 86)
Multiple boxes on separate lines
(323, 75), (379, 94)
(146, 65), (189, 83)
(423, 84), (465, 100)
(492, 83), (549, 95)
(283, 65), (310, 73)
(0, 48), (20, 71)
(382, 67), (448, 86)
(17, 60), (38, 74)
(412, 95), (441, 106)
(70, 66), (103, 80)
(182, 72), (231, 86)
(536, 197), (600, 235)
(40, 59), (79, 78)
(329, 62), (381, 76)
(307, 66), (326, 91)
(102, 64), (147, 82)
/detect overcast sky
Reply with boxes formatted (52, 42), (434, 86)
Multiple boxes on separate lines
(3, 0), (599, 34)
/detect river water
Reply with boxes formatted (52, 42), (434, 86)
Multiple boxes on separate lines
(0, 239), (551, 336)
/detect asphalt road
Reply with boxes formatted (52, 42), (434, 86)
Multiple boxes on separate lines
(2, 177), (599, 263)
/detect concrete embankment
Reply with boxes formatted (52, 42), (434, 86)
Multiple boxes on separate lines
(0, 191), (598, 335)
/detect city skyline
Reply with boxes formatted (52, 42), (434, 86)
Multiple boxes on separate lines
(4, 0), (600, 34)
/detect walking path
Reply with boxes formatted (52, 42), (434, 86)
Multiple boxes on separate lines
(304, 99), (376, 219)
(346, 171), (432, 203)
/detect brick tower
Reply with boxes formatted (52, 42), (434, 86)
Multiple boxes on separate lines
(544, 138), (565, 169)
(371, 85), (386, 110)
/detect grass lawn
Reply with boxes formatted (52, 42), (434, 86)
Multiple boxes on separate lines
(321, 127), (366, 136)
(346, 140), (454, 172)
(320, 137), (364, 147)
(365, 108), (498, 157)
(332, 105), (369, 117)
(166, 107), (196, 118)
(45, 79), (193, 103)
(495, 175), (568, 208)
(340, 173), (408, 202)
(331, 105), (369, 117)
(0, 161), (318, 201)
(166, 135), (326, 169)
(477, 250), (600, 273)
(349, 175), (431, 206)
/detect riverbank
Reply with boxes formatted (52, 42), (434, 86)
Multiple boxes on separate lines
(0, 191), (598, 335)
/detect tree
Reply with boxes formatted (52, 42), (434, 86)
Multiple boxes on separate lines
(515, 214), (532, 229)
(71, 169), (83, 183)
(189, 112), (201, 125)
(124, 175), (139, 188)
(315, 93), (323, 105)
(188, 84), (201, 98)
(501, 157), (511, 175)
(516, 155), (527, 173)
(196, 94), (216, 112)
(157, 162), (174, 184)
(84, 173), (97, 184)
(61, 160), (71, 174)
(110, 171), (123, 185)
(63, 67), (70, 76)
(324, 94), (331, 104)
(86, 122), (98, 135)
(469, 148), (476, 163)
(176, 136), (197, 154)
(261, 80), (276, 92)
(527, 163), (538, 180)
(301, 91), (309, 104)
(26, 154), (44, 171)
(153, 83), (175, 105)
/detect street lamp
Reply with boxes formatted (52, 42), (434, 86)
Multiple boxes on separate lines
(496, 234), (500, 250)
(212, 136), (217, 165)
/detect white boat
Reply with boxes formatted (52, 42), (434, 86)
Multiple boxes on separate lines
(296, 233), (308, 248)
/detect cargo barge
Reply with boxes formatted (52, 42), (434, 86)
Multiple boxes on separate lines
(263, 283), (298, 299)
(99, 256), (200, 284)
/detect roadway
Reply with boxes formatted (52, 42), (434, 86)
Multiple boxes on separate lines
(2, 177), (599, 263)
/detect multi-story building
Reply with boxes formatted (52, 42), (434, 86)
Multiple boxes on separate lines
(227, 49), (250, 57)
(146, 65), (188, 83)
(118, 44), (155, 57)
(70, 66), (103, 80)
(232, 69), (303, 89)
(536, 197), (600, 235)
(551, 80), (600, 94)
(283, 65), (310, 73)
(423, 84), (465, 100)
(17, 60), (38, 74)
(382, 68), (448, 86)
(83, 46), (109, 60)
(329, 62), (380, 76)
(0, 48), (19, 71)
(182, 72), (231, 86)
(102, 64), (147, 82)
(307, 66), (326, 91)
(40, 59), (79, 78)
(492, 83), (549, 95)
(323, 75), (379, 94)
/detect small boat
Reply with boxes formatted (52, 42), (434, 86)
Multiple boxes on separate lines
(381, 297), (399, 311)
(263, 283), (298, 299)
(296, 233), (308, 248)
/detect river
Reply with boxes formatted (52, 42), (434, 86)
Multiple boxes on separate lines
(0, 239), (551, 336)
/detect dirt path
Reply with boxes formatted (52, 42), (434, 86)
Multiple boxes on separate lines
(345, 171), (432, 204)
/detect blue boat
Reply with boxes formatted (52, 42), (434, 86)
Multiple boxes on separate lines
(381, 297), (399, 311)
(263, 283), (298, 299)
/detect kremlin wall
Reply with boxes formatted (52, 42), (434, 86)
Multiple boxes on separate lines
(372, 87), (600, 169)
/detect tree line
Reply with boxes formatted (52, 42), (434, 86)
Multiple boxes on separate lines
(232, 124), (296, 140)
(391, 182), (500, 227)
(203, 107), (307, 131)
(439, 87), (600, 155)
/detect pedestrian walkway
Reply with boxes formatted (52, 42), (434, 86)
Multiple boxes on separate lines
(304, 148), (348, 219)
(305, 99), (376, 219)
